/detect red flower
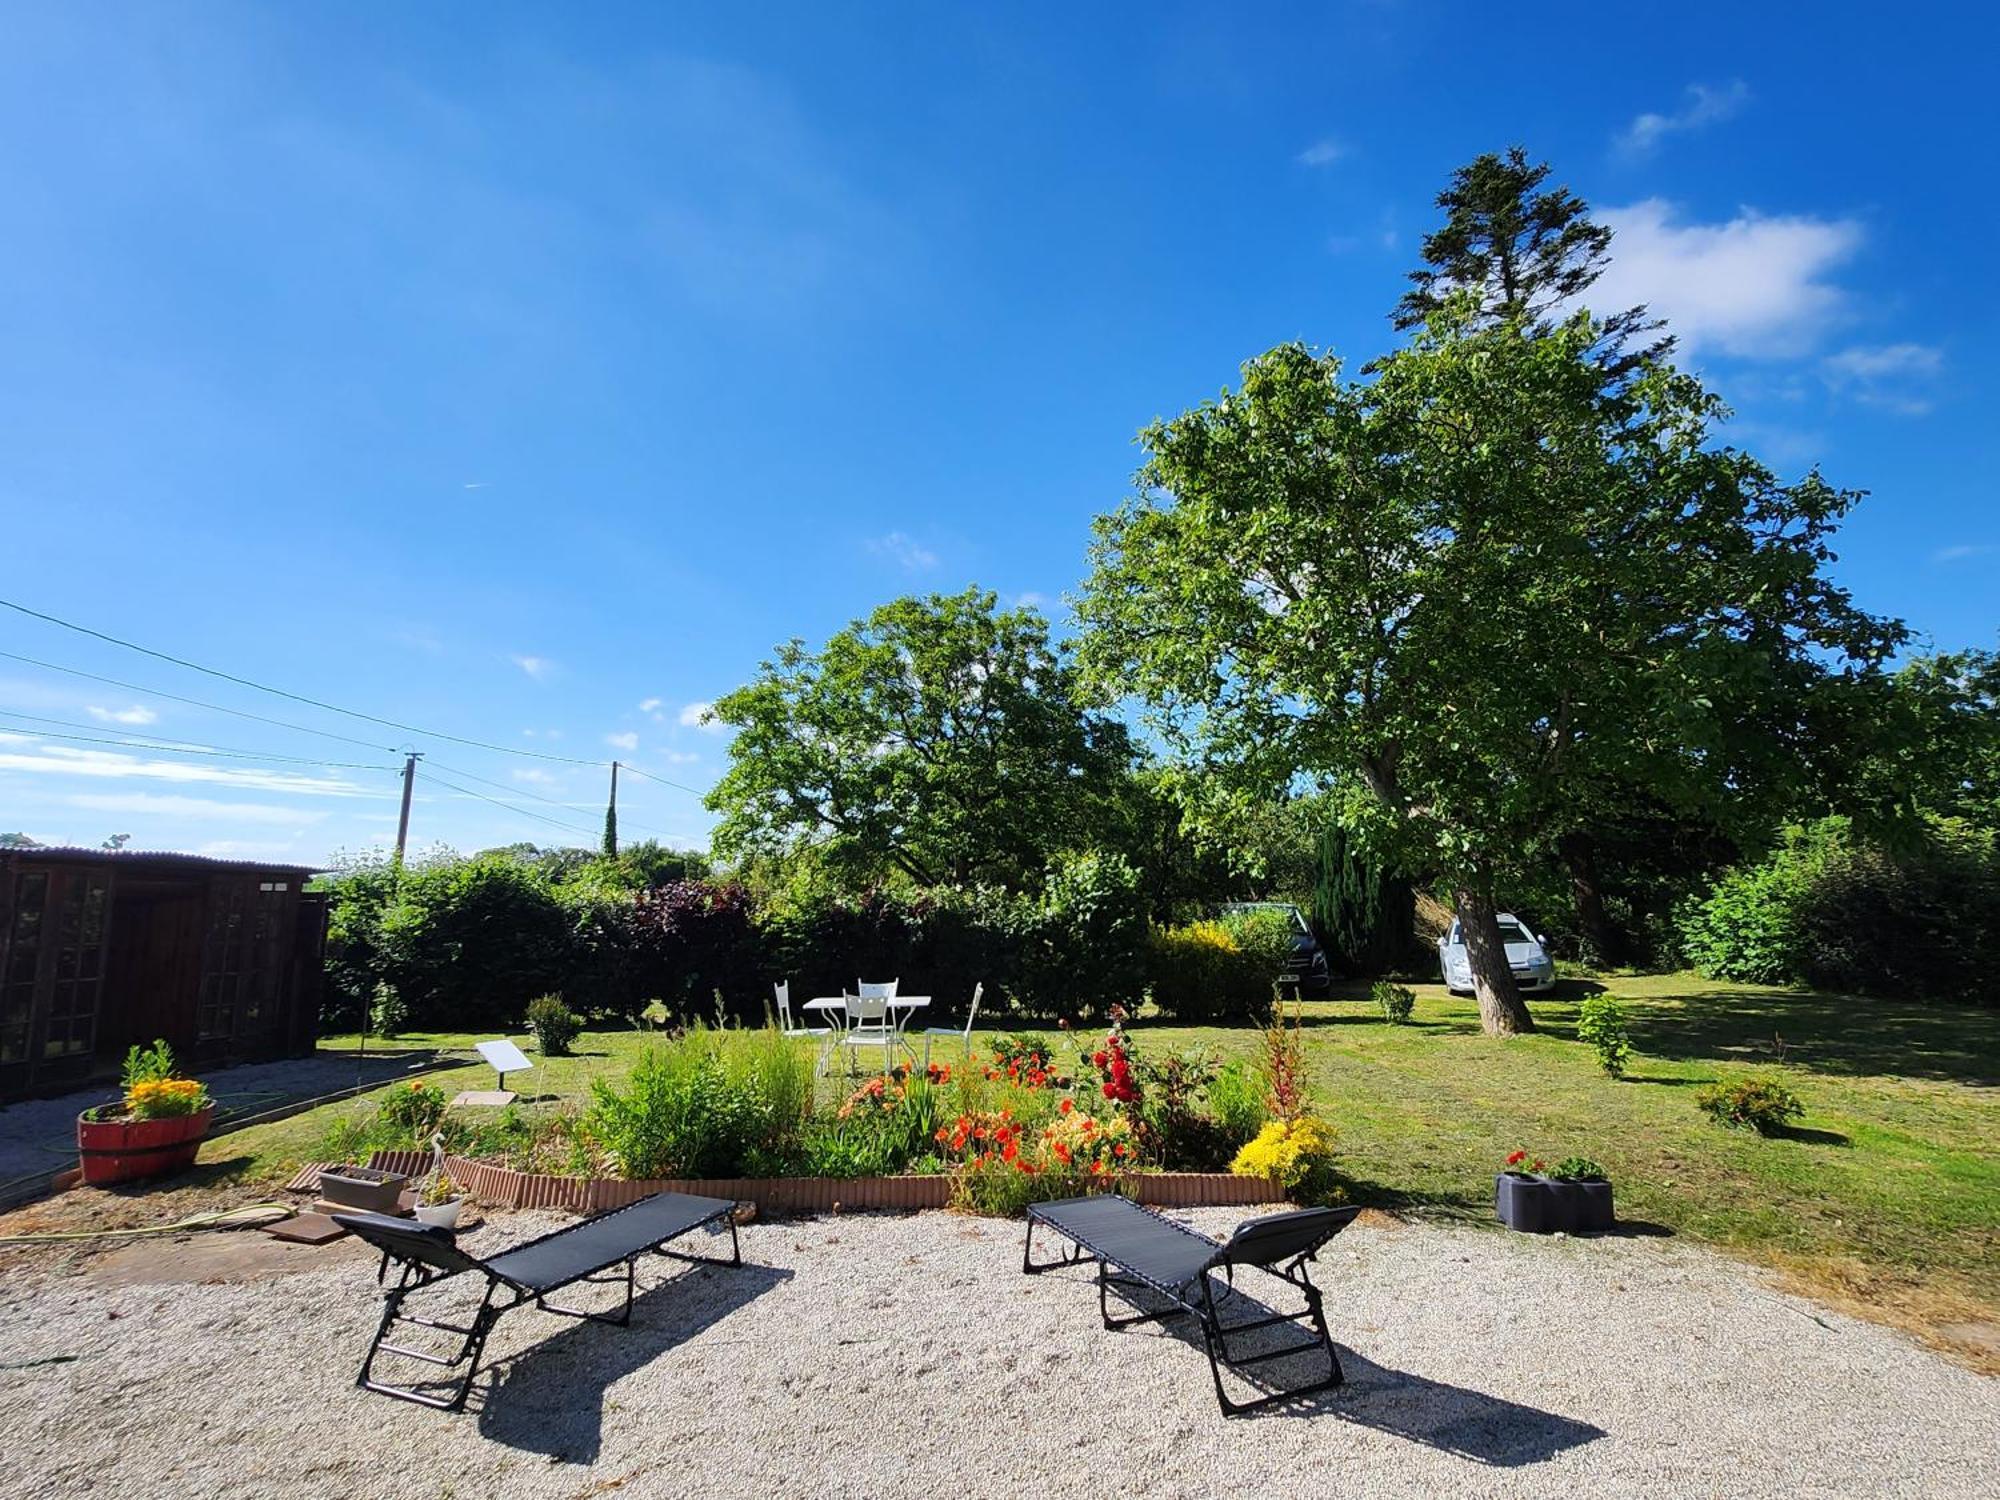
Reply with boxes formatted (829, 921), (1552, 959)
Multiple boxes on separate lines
(1059, 1098), (1073, 1114)
(1505, 1150), (1528, 1168)
(1102, 1081), (1115, 1099)
(1092, 1050), (1108, 1068)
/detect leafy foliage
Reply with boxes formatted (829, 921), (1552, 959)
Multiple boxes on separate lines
(706, 589), (1134, 891)
(1372, 980), (1416, 1025)
(1575, 993), (1633, 1077)
(1695, 1076), (1806, 1135)
(1145, 919), (1269, 1022)
(578, 1026), (814, 1178)
(1679, 817), (1999, 1003)
(1077, 313), (1901, 1030)
(525, 994), (584, 1056)
(1229, 1117), (1343, 1203)
(1549, 1155), (1608, 1181)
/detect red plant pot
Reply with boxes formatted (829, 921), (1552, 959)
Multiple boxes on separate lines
(76, 1104), (215, 1186)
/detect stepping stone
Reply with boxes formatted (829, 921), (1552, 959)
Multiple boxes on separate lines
(262, 1213), (348, 1245)
(451, 1089), (517, 1109)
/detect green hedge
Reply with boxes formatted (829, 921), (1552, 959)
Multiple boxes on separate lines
(1678, 817), (1998, 1004)
(321, 849), (1149, 1032)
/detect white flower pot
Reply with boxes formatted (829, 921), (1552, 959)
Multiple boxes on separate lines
(413, 1197), (464, 1229)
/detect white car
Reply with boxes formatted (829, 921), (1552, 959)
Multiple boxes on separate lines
(1438, 913), (1556, 994)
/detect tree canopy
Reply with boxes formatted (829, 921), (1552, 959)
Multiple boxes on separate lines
(706, 588), (1134, 891)
(1076, 314), (1901, 1032)
(1395, 146), (1669, 377)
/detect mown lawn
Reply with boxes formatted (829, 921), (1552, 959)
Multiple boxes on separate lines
(203, 974), (2000, 1366)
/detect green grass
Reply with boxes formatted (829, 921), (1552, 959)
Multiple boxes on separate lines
(202, 975), (2000, 1361)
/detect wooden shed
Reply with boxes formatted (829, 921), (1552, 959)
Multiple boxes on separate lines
(0, 848), (326, 1104)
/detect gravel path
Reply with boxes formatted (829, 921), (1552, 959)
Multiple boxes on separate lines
(0, 1206), (1992, 1499)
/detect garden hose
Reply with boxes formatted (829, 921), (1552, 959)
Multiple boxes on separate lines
(0, 1201), (295, 1245)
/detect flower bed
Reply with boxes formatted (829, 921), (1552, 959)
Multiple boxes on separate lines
(364, 1147), (1279, 1216)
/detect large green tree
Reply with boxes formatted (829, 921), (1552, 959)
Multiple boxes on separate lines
(1076, 317), (1901, 1035)
(706, 588), (1134, 891)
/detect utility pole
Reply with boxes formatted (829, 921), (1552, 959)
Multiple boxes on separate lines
(604, 760), (620, 856)
(394, 751), (423, 864)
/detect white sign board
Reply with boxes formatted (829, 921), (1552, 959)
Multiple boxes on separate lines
(476, 1038), (533, 1076)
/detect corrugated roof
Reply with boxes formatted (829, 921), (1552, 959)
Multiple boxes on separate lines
(0, 845), (321, 875)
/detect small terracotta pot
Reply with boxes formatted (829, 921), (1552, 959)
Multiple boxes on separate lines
(76, 1104), (215, 1186)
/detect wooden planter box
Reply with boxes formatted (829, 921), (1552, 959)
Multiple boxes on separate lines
(365, 1149), (1282, 1216)
(76, 1104), (215, 1186)
(1494, 1172), (1614, 1233)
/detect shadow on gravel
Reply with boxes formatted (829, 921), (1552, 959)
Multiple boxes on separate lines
(1316, 1347), (1608, 1464)
(1105, 1276), (1606, 1464)
(471, 1260), (794, 1462)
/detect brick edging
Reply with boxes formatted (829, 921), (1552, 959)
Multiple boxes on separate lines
(363, 1149), (1282, 1215)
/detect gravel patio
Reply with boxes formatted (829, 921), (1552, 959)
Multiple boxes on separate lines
(0, 1205), (1992, 1499)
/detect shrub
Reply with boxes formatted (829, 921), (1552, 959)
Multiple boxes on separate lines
(1258, 1000), (1311, 1122)
(1137, 1047), (1238, 1170)
(1372, 980), (1416, 1024)
(369, 980), (408, 1039)
(1575, 993), (1633, 1077)
(1205, 1059), (1269, 1146)
(1220, 905), (1298, 984)
(526, 994), (584, 1056)
(578, 1025), (813, 1179)
(625, 880), (763, 1022)
(1230, 1116), (1342, 1204)
(1014, 851), (1148, 1019)
(1678, 817), (1999, 1003)
(1147, 919), (1276, 1022)
(380, 1079), (449, 1140)
(330, 852), (574, 1031)
(1695, 1076), (1805, 1135)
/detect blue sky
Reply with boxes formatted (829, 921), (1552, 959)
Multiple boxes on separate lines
(2, 2), (1994, 865)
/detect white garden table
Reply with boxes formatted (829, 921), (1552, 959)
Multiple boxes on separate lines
(804, 995), (930, 1075)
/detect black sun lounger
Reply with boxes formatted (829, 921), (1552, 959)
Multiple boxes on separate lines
(332, 1189), (741, 1410)
(1023, 1194), (1359, 1415)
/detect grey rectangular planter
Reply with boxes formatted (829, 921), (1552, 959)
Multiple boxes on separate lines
(1495, 1173), (1614, 1233)
(319, 1165), (409, 1214)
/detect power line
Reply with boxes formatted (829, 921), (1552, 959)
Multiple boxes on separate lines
(425, 757), (688, 844)
(1, 597), (602, 766)
(419, 767), (603, 840)
(0, 710), (400, 771)
(1, 650), (400, 755)
(618, 761), (707, 799)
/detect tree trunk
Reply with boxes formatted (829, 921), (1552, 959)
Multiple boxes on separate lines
(1453, 881), (1536, 1036)
(1558, 832), (1625, 967)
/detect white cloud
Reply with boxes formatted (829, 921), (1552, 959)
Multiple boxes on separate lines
(67, 791), (328, 826)
(663, 750), (701, 765)
(867, 531), (939, 572)
(1296, 139), (1346, 168)
(679, 701), (722, 733)
(1932, 543), (1995, 564)
(1618, 80), (1750, 154)
(511, 655), (555, 681)
(606, 731), (640, 751)
(86, 704), (159, 726)
(638, 697), (664, 713)
(0, 740), (374, 797)
(512, 767), (561, 786)
(1589, 199), (1863, 357)
(1821, 342), (1944, 414)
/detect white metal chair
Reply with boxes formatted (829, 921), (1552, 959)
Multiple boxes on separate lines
(923, 981), (984, 1068)
(773, 980), (834, 1074)
(856, 978), (899, 1001)
(835, 989), (911, 1075)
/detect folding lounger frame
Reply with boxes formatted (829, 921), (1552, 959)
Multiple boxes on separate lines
(1023, 1194), (1359, 1415)
(333, 1191), (740, 1411)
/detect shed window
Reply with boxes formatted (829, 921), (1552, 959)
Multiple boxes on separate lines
(1, 873), (49, 1065)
